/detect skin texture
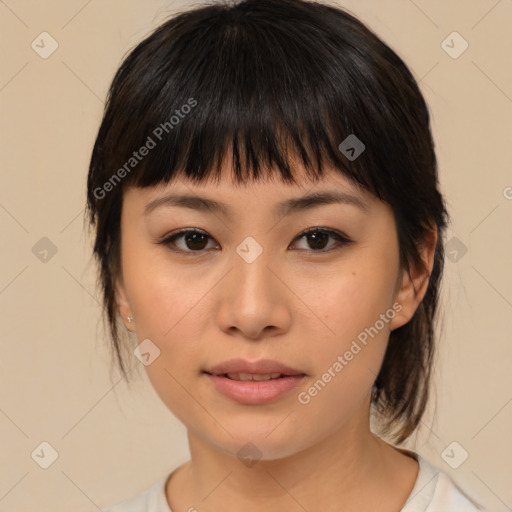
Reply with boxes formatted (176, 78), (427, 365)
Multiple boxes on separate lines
(115, 160), (437, 512)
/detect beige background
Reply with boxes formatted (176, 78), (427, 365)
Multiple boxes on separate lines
(1, 0), (511, 510)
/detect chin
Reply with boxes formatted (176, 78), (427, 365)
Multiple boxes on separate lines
(200, 422), (312, 464)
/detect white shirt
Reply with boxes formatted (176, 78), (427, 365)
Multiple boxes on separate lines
(101, 453), (485, 512)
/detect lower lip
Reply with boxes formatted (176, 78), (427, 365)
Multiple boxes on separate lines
(205, 373), (306, 405)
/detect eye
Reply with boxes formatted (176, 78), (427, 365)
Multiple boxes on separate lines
(290, 227), (354, 252)
(157, 227), (353, 255)
(158, 229), (219, 254)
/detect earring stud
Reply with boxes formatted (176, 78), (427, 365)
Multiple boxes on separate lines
(127, 316), (134, 322)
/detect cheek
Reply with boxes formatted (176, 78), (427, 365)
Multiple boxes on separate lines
(125, 260), (215, 425)
(305, 250), (398, 342)
(298, 250), (399, 398)
(122, 240), (212, 341)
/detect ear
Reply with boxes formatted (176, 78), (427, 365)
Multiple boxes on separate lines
(115, 274), (135, 332)
(390, 225), (438, 331)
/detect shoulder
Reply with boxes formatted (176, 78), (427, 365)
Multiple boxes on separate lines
(400, 451), (486, 512)
(428, 471), (486, 511)
(100, 474), (171, 512)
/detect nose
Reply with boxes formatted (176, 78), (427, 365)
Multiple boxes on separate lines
(215, 244), (292, 341)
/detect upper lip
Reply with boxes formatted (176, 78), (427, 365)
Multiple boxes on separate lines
(204, 358), (305, 376)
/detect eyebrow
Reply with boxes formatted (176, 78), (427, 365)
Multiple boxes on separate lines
(144, 190), (370, 218)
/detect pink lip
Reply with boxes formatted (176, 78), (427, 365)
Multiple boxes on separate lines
(204, 358), (304, 376)
(203, 358), (306, 405)
(205, 374), (306, 405)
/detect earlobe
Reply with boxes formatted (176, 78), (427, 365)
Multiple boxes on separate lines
(115, 276), (135, 332)
(390, 226), (438, 331)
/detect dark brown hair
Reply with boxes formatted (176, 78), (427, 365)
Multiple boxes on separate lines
(85, 0), (449, 444)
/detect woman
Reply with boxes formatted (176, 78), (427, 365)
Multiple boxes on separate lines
(86, 0), (484, 510)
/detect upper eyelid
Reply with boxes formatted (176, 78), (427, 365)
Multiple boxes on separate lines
(160, 227), (352, 249)
(163, 226), (347, 239)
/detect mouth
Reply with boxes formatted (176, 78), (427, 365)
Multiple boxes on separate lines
(204, 357), (306, 378)
(203, 359), (306, 404)
(210, 372), (290, 381)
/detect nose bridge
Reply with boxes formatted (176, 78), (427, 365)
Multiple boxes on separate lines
(215, 233), (291, 338)
(232, 234), (276, 303)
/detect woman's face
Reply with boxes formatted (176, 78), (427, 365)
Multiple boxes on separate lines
(116, 162), (430, 461)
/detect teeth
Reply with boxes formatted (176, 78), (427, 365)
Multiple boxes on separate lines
(226, 372), (282, 381)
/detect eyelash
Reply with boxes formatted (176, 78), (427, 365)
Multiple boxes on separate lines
(157, 227), (354, 256)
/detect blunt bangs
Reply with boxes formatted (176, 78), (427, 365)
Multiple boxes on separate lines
(88, 0), (435, 213)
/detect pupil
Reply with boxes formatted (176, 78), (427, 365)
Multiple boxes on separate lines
(308, 232), (328, 250)
(186, 233), (207, 250)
